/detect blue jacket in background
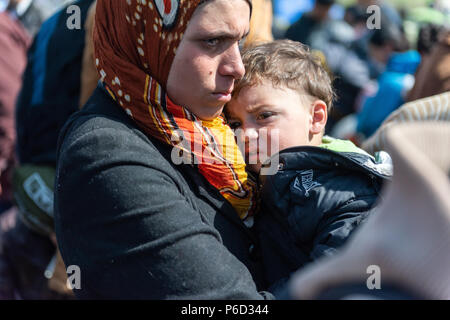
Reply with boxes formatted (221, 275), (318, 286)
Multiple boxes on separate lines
(357, 50), (421, 138)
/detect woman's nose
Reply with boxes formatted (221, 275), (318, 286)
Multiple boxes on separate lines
(219, 43), (245, 80)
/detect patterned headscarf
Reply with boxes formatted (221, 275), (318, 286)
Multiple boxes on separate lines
(93, 0), (257, 222)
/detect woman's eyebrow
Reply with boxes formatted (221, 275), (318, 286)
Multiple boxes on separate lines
(198, 29), (250, 40)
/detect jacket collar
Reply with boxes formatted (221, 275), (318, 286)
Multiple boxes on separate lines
(267, 145), (393, 180)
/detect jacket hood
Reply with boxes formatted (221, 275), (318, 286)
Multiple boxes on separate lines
(319, 136), (371, 156)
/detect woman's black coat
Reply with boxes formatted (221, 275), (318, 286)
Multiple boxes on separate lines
(54, 86), (272, 299)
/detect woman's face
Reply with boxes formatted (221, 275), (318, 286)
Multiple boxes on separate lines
(166, 0), (250, 120)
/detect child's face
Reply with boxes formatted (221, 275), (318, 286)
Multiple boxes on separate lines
(226, 80), (325, 173)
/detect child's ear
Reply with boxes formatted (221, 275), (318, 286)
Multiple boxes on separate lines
(310, 100), (328, 135)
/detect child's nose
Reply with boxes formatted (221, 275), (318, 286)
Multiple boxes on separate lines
(243, 127), (259, 153)
(244, 127), (259, 141)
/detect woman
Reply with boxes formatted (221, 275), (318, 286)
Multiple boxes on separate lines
(54, 0), (273, 299)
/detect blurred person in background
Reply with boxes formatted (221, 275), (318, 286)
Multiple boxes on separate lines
(416, 23), (444, 57)
(284, 0), (336, 47)
(283, 1), (409, 135)
(283, 0), (365, 132)
(350, 19), (415, 137)
(356, 0), (403, 29)
(307, 6), (371, 132)
(6, 0), (73, 37)
(0, 8), (29, 299)
(336, 27), (449, 151)
(0, 11), (31, 215)
(407, 28), (450, 102)
(15, 0), (95, 169)
(344, 5), (370, 39)
(358, 30), (450, 155)
(357, 27), (450, 140)
(356, 42), (420, 138)
(272, 0), (314, 39)
(350, 0), (405, 81)
(362, 91), (450, 155)
(0, 0), (94, 299)
(353, 21), (411, 80)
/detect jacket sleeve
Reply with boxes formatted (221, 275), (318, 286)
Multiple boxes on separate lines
(309, 200), (375, 261)
(55, 124), (270, 300)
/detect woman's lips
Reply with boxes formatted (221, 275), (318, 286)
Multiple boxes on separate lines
(212, 92), (232, 102)
(212, 88), (233, 102)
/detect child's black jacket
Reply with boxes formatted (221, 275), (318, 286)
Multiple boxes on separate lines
(256, 143), (392, 288)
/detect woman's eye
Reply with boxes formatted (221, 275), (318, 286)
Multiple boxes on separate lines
(205, 38), (220, 47)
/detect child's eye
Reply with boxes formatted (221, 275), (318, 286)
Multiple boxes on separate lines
(228, 121), (241, 130)
(257, 112), (274, 120)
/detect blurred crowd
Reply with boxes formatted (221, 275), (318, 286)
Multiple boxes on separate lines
(275, 0), (450, 144)
(0, 0), (449, 300)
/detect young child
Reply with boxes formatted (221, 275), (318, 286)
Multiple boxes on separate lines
(225, 40), (393, 289)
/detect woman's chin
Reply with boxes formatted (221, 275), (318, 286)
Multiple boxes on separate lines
(194, 106), (226, 121)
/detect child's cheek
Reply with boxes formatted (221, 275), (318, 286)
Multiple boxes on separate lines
(266, 128), (280, 157)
